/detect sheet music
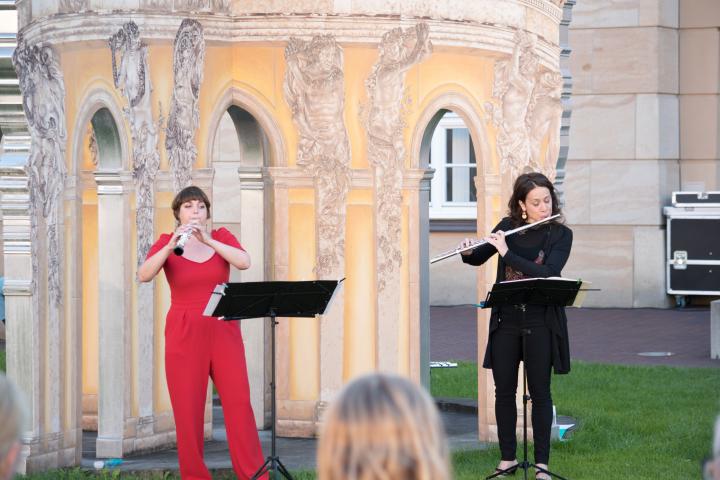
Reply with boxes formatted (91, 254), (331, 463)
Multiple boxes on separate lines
(322, 278), (345, 315)
(203, 283), (227, 317)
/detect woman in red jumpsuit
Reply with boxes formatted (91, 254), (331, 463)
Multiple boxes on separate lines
(138, 186), (266, 480)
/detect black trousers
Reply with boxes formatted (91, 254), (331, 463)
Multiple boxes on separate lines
(491, 305), (553, 465)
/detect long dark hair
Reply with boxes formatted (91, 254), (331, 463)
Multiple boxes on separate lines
(507, 172), (562, 226)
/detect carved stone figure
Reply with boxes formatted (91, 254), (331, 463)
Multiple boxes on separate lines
(364, 23), (432, 290)
(485, 30), (539, 180)
(110, 21), (162, 262)
(284, 35), (350, 278)
(528, 71), (563, 179)
(12, 35), (67, 306)
(485, 30), (562, 180)
(166, 19), (205, 193)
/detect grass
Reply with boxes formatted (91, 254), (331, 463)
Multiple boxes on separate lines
(438, 361), (720, 480)
(14, 360), (720, 479)
(431, 360), (479, 399)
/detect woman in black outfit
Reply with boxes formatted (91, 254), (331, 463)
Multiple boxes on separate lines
(459, 172), (572, 479)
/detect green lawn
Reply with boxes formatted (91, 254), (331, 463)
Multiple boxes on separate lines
(14, 360), (720, 479)
(438, 361), (720, 480)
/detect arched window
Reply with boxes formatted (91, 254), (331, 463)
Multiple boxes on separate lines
(428, 111), (477, 220)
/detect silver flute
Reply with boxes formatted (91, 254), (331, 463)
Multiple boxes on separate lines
(429, 214), (561, 264)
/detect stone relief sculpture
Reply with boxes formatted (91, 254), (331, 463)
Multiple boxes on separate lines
(284, 35), (350, 278)
(485, 30), (539, 180)
(364, 23), (432, 290)
(528, 71), (563, 179)
(485, 30), (562, 180)
(166, 19), (205, 193)
(12, 35), (67, 306)
(110, 21), (162, 262)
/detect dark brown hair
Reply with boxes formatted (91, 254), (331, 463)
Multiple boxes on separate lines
(171, 186), (211, 223)
(507, 172), (562, 226)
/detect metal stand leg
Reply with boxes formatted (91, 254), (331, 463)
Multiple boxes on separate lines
(252, 314), (294, 480)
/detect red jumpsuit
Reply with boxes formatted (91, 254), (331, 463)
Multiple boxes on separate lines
(147, 228), (266, 480)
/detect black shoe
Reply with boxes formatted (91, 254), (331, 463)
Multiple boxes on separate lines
(535, 469), (551, 479)
(493, 464), (518, 477)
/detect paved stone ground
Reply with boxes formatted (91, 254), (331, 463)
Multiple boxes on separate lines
(82, 305), (719, 473)
(431, 305), (720, 368)
(82, 402), (484, 473)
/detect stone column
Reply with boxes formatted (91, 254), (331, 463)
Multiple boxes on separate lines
(95, 171), (132, 458)
(1, 166), (38, 473)
(237, 166), (268, 427)
(554, 0), (576, 205)
(407, 168), (433, 387)
(135, 282), (155, 440)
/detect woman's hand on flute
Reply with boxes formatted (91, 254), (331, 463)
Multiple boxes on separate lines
(188, 223), (212, 245)
(459, 238), (477, 256)
(165, 225), (191, 251)
(484, 231), (508, 257)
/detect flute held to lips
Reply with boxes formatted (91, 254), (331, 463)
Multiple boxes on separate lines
(429, 213), (560, 265)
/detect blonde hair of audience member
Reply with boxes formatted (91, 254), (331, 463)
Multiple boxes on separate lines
(0, 374), (24, 480)
(317, 373), (451, 480)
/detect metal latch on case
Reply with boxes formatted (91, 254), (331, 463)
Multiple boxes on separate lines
(672, 251), (688, 270)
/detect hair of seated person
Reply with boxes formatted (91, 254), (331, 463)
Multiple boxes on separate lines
(316, 372), (450, 480)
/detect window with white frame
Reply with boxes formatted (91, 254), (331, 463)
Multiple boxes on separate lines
(428, 112), (477, 220)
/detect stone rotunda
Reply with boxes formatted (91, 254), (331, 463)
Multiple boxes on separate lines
(4, 0), (572, 472)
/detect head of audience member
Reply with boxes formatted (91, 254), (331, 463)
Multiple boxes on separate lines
(705, 415), (720, 480)
(316, 372), (451, 480)
(0, 374), (24, 480)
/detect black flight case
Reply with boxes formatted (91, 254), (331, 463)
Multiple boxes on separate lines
(663, 191), (720, 307)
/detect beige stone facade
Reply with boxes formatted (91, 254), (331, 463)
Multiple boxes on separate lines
(561, 0), (720, 307)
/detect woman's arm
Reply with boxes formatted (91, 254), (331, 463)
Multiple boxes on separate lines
(502, 227), (573, 278)
(461, 242), (497, 266)
(137, 234), (174, 282)
(207, 238), (251, 270)
(193, 227), (251, 271)
(460, 219), (512, 266)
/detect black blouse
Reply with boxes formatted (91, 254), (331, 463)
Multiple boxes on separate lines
(461, 216), (572, 281)
(462, 216), (574, 374)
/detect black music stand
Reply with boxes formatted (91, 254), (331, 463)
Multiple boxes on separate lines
(204, 280), (342, 480)
(481, 278), (581, 480)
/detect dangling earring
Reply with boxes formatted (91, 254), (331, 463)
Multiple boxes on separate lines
(521, 210), (527, 220)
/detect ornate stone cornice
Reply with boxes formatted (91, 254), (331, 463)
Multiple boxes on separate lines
(237, 167), (264, 190)
(265, 167), (432, 190)
(18, 14), (561, 69)
(94, 170), (132, 195)
(3, 279), (33, 295)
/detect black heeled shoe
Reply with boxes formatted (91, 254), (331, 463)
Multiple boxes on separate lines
(535, 468), (551, 479)
(493, 464), (518, 477)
